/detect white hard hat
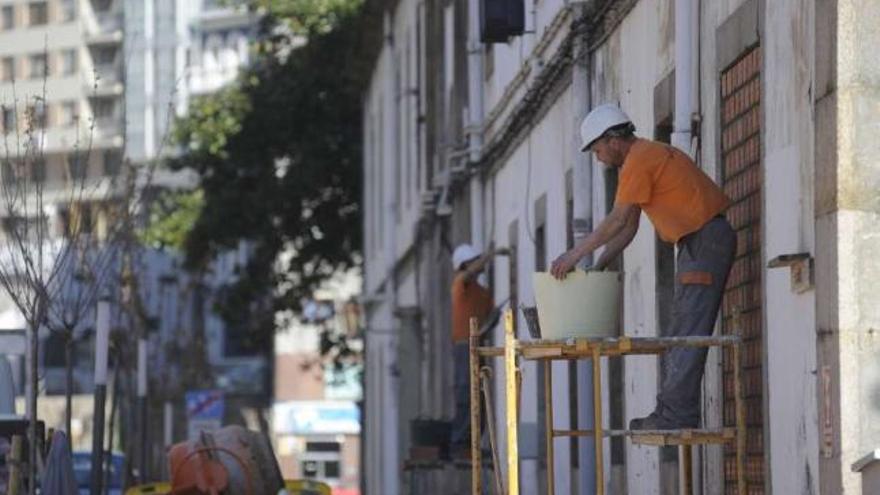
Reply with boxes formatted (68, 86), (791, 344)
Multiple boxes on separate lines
(579, 104), (632, 151)
(453, 244), (481, 270)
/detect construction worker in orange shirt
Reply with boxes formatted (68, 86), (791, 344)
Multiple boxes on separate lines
(551, 104), (736, 430)
(449, 243), (509, 457)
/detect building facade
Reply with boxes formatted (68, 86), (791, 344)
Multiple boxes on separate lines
(0, 0), (263, 480)
(124, 0), (255, 164)
(0, 0), (125, 233)
(362, 0), (880, 494)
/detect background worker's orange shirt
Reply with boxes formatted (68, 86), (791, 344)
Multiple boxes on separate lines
(614, 139), (731, 243)
(451, 273), (493, 343)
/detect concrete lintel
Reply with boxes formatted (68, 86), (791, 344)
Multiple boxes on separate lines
(716, 0), (764, 71)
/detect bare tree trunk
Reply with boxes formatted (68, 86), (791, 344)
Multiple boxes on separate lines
(27, 319), (38, 495)
(104, 358), (120, 495)
(121, 350), (137, 487)
(65, 333), (73, 439)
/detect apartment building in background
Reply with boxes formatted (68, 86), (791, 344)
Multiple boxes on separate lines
(0, 1), (264, 476)
(0, 0), (125, 238)
(361, 0), (880, 494)
(124, 0), (255, 165)
(0, 0), (128, 417)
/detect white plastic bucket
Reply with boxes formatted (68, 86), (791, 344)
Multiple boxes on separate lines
(532, 270), (621, 339)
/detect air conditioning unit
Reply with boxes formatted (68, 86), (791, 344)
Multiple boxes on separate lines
(480, 0), (525, 43)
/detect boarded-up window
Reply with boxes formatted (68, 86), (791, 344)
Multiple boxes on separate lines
(720, 45), (764, 494)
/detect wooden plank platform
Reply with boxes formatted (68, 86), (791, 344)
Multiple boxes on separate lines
(552, 427), (736, 445)
(478, 335), (741, 361)
(470, 312), (747, 495)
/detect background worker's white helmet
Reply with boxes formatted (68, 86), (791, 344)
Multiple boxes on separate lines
(452, 244), (481, 270)
(579, 104), (633, 151)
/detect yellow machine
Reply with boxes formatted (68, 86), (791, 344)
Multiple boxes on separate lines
(124, 482), (171, 495)
(284, 479), (332, 495)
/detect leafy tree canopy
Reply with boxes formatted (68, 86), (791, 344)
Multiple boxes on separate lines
(140, 189), (205, 251)
(164, 0), (379, 340)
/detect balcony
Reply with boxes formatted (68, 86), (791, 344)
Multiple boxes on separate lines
(83, 12), (123, 45)
(91, 116), (123, 148)
(84, 64), (123, 97)
(194, 5), (254, 32)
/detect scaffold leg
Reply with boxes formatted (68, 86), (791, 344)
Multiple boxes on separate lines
(678, 444), (693, 495)
(592, 347), (604, 495)
(734, 340), (746, 495)
(544, 360), (555, 495)
(469, 318), (482, 495)
(504, 310), (519, 495)
(480, 368), (504, 495)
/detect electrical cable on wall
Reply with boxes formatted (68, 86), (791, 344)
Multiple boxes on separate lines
(524, 124), (537, 246)
(520, 1), (539, 247)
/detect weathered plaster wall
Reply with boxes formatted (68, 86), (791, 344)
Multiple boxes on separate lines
(761, 1), (819, 493)
(817, 1), (880, 493)
(359, 0), (858, 493)
(590, 0), (677, 490)
(488, 85), (575, 495)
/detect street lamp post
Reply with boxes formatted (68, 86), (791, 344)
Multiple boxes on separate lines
(137, 337), (148, 481)
(90, 299), (111, 495)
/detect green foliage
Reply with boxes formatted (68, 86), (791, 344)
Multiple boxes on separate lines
(166, 0), (379, 345)
(140, 190), (205, 251)
(173, 88), (251, 159)
(255, 0), (362, 35)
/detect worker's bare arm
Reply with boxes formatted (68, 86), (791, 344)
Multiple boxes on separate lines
(461, 247), (511, 282)
(594, 206), (640, 270)
(549, 203), (640, 279)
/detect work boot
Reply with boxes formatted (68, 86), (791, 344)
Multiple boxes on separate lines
(629, 412), (696, 431)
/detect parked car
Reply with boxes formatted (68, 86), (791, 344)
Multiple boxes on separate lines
(72, 451), (125, 495)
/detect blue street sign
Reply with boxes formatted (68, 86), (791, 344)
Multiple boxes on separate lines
(185, 390), (224, 421)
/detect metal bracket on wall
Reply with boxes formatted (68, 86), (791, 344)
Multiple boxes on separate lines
(767, 252), (813, 294)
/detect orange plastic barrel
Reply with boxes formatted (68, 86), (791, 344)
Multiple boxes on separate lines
(165, 426), (283, 495)
(167, 442), (230, 495)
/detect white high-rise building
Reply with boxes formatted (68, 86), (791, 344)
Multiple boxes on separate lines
(0, 1), (261, 458)
(124, 0), (255, 165)
(0, 0), (125, 238)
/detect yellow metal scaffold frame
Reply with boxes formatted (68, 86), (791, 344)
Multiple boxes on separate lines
(469, 311), (746, 495)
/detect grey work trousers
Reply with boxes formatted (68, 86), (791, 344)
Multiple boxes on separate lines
(656, 216), (736, 427)
(450, 342), (471, 450)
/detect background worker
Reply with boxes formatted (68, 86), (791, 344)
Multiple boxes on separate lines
(449, 243), (509, 457)
(550, 104), (736, 430)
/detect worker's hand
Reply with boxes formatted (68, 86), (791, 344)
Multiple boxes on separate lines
(550, 249), (581, 280)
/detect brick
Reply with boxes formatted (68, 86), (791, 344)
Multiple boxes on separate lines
(720, 46), (766, 493)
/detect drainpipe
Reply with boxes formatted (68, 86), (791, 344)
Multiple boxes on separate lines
(571, 3), (597, 491)
(470, 177), (485, 249)
(467, 0), (485, 249)
(672, 0), (699, 492)
(671, 0), (696, 158)
(466, 0), (484, 166)
(381, 12), (401, 495)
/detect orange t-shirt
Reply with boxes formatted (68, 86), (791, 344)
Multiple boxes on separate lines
(614, 139), (731, 243)
(451, 273), (493, 343)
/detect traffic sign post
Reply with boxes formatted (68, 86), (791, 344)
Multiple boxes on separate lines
(185, 390), (224, 440)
